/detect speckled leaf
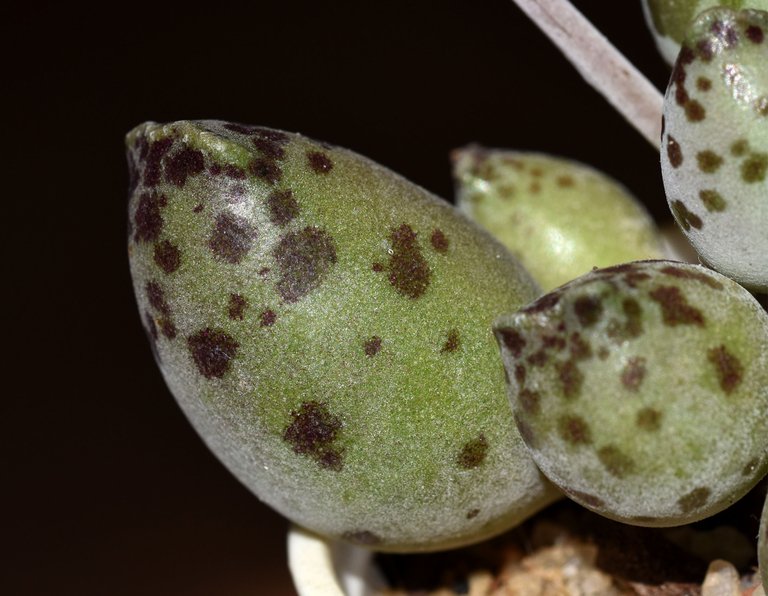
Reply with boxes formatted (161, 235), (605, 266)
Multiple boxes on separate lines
(494, 260), (768, 526)
(642, 0), (768, 65)
(126, 120), (561, 552)
(661, 8), (768, 292)
(453, 148), (665, 292)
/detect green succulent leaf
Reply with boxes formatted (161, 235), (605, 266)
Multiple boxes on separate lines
(494, 260), (768, 526)
(126, 120), (561, 552)
(454, 148), (665, 292)
(642, 0), (768, 64)
(661, 8), (768, 292)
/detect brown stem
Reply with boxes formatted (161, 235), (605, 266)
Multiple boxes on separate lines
(510, 0), (664, 149)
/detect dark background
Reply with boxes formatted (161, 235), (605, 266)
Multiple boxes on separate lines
(6, 2), (671, 594)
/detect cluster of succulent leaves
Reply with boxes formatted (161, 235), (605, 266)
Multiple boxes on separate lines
(126, 0), (768, 572)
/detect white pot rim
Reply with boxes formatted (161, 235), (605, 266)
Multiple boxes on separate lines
(287, 525), (387, 596)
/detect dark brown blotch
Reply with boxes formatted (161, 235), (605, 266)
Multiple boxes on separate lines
(558, 415), (591, 445)
(252, 128), (290, 143)
(696, 77), (712, 92)
(569, 332), (592, 361)
(623, 298), (644, 338)
(678, 487), (710, 514)
(574, 295), (603, 327)
(699, 189), (727, 212)
(636, 407), (662, 431)
(670, 200), (703, 231)
(623, 271), (651, 288)
(386, 224), (431, 299)
(248, 158), (282, 184)
(542, 334), (567, 351)
(685, 100), (706, 122)
(274, 227), (338, 303)
(307, 150), (333, 174)
(557, 359), (583, 399)
(597, 445), (635, 478)
(146, 280), (171, 316)
(746, 25), (764, 44)
(158, 318), (177, 340)
(153, 240), (181, 274)
(527, 349), (548, 367)
(364, 336), (382, 357)
(457, 434), (489, 469)
(208, 212), (257, 264)
(667, 135), (683, 168)
(660, 265), (723, 289)
(518, 388), (541, 416)
(731, 139), (750, 156)
(607, 297), (645, 342)
(466, 509), (480, 520)
(283, 401), (344, 471)
(430, 228), (449, 253)
(707, 345), (743, 394)
(214, 164), (246, 179)
(441, 329), (460, 353)
(143, 137), (174, 187)
(696, 150), (723, 173)
(227, 293), (248, 320)
(497, 328), (526, 358)
(514, 364), (526, 385)
(679, 44), (695, 65)
(741, 153), (767, 183)
(621, 357), (647, 391)
(712, 19), (739, 46)
(165, 147), (205, 187)
(267, 190), (300, 226)
(253, 137), (286, 160)
(260, 309), (277, 327)
(133, 192), (167, 243)
(187, 328), (239, 379)
(649, 285), (705, 326)
(521, 292), (561, 314)
(670, 50), (690, 104)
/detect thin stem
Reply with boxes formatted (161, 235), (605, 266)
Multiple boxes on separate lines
(511, 0), (664, 149)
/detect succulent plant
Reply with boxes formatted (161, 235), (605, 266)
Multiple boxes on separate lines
(126, 120), (562, 552)
(494, 260), (768, 526)
(642, 0), (768, 64)
(453, 148), (666, 292)
(660, 7), (768, 292)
